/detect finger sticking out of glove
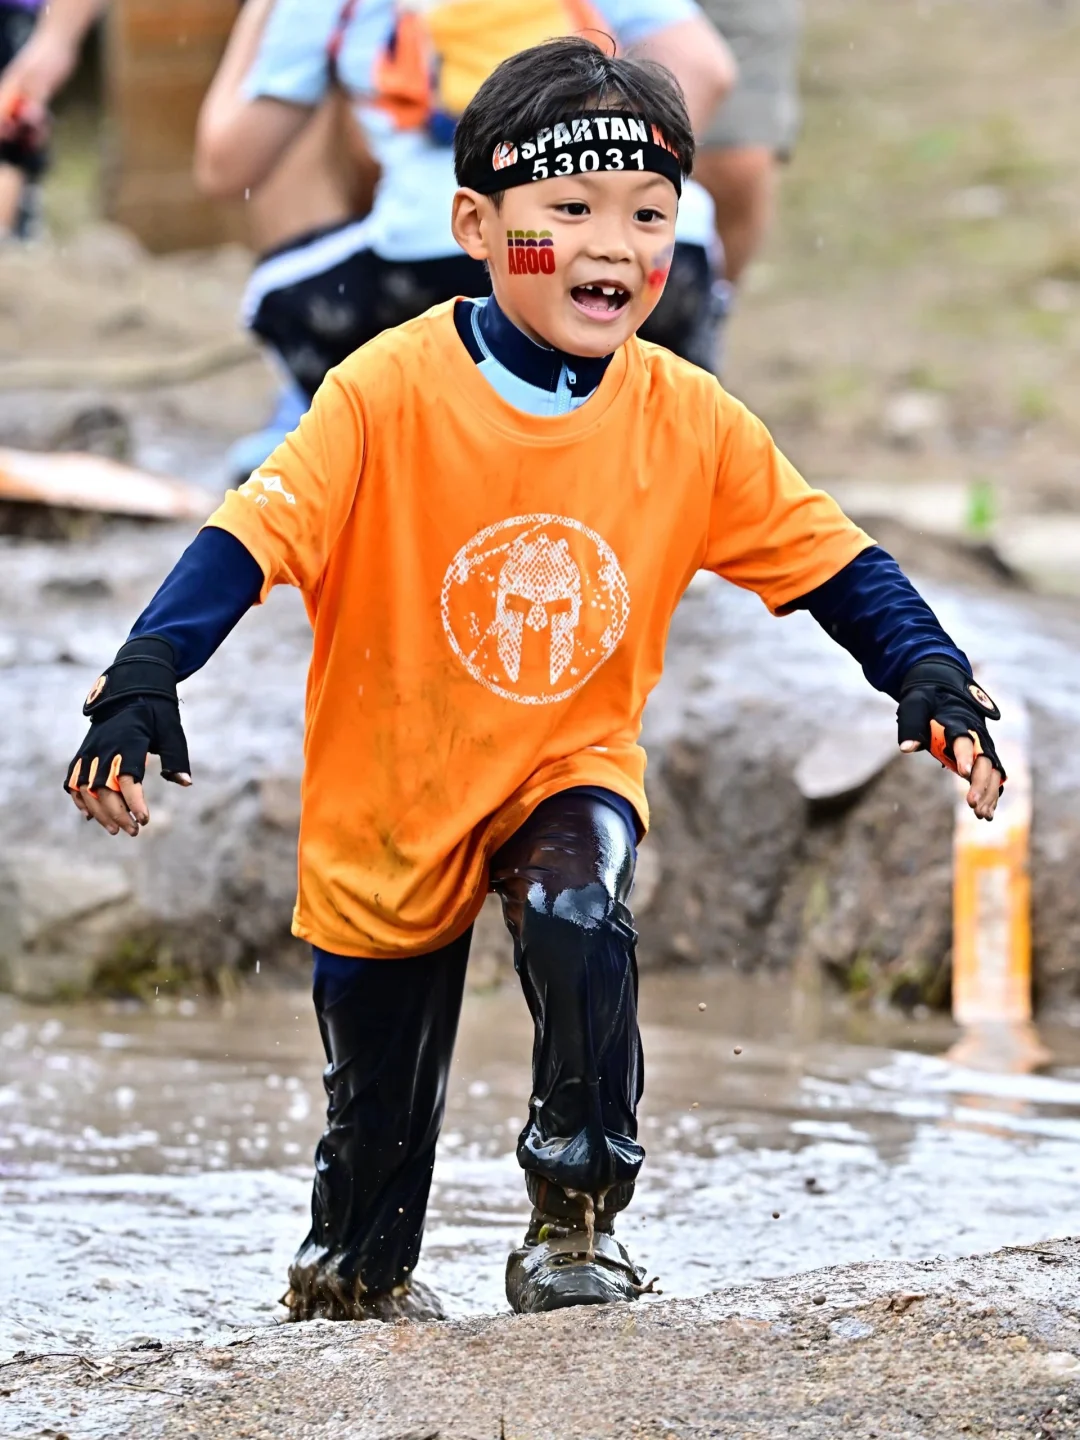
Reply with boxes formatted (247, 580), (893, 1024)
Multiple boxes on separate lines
(904, 722), (1001, 821)
(928, 719), (982, 778)
(69, 753), (151, 835)
(66, 748), (143, 794)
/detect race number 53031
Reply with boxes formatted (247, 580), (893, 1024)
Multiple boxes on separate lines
(531, 147), (647, 180)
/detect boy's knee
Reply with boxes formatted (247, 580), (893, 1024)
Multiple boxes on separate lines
(522, 877), (621, 932)
(493, 792), (636, 933)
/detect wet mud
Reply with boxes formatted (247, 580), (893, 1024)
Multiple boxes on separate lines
(4, 1240), (1080, 1438)
(3, 972), (1079, 1364)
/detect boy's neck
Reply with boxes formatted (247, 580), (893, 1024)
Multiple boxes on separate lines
(465, 293), (611, 398)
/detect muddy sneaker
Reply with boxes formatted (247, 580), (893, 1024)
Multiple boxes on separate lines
(505, 1202), (650, 1313)
(283, 1258), (446, 1323)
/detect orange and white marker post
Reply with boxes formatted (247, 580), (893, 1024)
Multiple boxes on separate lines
(951, 680), (1032, 1027)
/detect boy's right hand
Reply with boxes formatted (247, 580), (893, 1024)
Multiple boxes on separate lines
(64, 637), (191, 837)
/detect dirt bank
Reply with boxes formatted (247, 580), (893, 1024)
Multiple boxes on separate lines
(3, 1238), (1079, 1438)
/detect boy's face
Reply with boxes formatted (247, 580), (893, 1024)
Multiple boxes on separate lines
(453, 170), (679, 357)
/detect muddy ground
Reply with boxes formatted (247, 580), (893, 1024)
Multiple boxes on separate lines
(3, 1239), (1079, 1438)
(2, 8), (1080, 1435)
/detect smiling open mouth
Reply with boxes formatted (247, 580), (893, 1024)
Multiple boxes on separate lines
(570, 283), (631, 315)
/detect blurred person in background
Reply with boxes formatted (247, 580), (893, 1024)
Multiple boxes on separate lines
(194, 0), (736, 413)
(692, 0), (801, 352)
(0, 0), (51, 237)
(0, 0), (374, 469)
(224, 92), (380, 477)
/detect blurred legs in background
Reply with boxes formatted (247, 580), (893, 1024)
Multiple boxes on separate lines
(243, 236), (489, 403)
(228, 92), (380, 479)
(695, 143), (776, 286)
(690, 0), (802, 368)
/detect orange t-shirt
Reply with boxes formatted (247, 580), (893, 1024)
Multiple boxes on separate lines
(206, 302), (871, 958)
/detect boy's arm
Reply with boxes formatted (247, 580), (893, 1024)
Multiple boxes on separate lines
(64, 528), (263, 832)
(787, 548), (1005, 806)
(782, 546), (968, 697)
(703, 395), (1004, 820)
(128, 527), (265, 681)
(65, 368), (366, 836)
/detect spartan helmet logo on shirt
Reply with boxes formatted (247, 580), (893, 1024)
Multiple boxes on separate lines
(441, 515), (630, 705)
(495, 534), (581, 685)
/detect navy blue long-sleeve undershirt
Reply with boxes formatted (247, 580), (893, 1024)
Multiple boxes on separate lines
(130, 526), (263, 682)
(130, 293), (969, 696)
(786, 546), (968, 699)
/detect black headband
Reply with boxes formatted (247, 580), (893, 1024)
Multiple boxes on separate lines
(462, 110), (683, 196)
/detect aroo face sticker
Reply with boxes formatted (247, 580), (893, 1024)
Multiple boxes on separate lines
(506, 230), (555, 275)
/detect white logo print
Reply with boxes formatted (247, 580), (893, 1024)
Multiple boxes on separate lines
(238, 470), (296, 507)
(441, 514), (630, 705)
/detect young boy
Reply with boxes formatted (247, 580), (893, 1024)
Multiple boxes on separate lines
(65, 38), (1004, 1321)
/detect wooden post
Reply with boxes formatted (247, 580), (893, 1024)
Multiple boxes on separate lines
(102, 0), (247, 252)
(946, 682), (1048, 1072)
(951, 681), (1032, 1026)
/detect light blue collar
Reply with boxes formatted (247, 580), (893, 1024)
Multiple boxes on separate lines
(454, 295), (611, 417)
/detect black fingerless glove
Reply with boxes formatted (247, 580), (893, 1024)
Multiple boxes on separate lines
(64, 636), (191, 795)
(897, 656), (1006, 784)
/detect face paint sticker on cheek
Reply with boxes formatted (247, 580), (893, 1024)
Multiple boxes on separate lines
(647, 243), (674, 290)
(506, 229), (556, 276)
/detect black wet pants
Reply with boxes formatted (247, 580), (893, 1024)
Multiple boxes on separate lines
(299, 788), (643, 1297)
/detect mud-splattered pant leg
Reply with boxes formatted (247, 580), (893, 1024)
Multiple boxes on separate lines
(295, 790), (641, 1296)
(295, 938), (470, 1298)
(490, 790), (645, 1218)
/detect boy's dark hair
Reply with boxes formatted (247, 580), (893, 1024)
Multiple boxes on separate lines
(454, 36), (695, 192)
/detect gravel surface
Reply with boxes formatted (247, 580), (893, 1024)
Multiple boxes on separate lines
(4, 1239), (1080, 1438)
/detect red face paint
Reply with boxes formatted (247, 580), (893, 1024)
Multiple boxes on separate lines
(647, 244), (673, 290)
(506, 229), (556, 275)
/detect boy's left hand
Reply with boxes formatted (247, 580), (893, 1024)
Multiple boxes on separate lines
(897, 658), (1005, 822)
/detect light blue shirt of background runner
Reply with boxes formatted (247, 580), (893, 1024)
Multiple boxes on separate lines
(244, 0), (716, 263)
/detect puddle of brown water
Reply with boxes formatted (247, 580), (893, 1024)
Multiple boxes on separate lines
(2, 970), (1080, 1355)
